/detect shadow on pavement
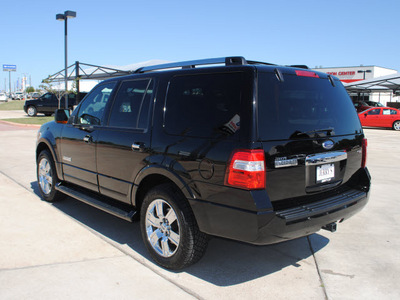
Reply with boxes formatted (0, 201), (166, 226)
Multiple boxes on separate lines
(32, 182), (329, 286)
(30, 181), (40, 196)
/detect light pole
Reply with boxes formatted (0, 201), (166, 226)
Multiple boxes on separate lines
(357, 69), (372, 80)
(56, 10), (76, 109)
(357, 70), (372, 101)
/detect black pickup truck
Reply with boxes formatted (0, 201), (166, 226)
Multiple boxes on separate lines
(24, 92), (87, 116)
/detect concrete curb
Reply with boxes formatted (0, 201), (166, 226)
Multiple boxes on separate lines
(0, 120), (41, 128)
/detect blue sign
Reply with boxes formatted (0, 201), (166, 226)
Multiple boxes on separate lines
(3, 64), (17, 72)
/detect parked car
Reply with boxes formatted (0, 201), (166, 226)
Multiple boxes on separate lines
(30, 92), (41, 99)
(358, 107), (400, 130)
(365, 101), (384, 108)
(0, 93), (7, 102)
(14, 92), (25, 100)
(24, 92), (87, 116)
(36, 56), (370, 269)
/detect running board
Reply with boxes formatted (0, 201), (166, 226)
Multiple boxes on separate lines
(55, 184), (136, 222)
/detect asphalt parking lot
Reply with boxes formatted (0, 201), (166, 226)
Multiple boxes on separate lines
(0, 118), (399, 299)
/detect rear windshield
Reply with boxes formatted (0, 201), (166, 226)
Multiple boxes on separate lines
(257, 72), (362, 140)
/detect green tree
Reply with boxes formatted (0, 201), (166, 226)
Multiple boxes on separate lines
(25, 86), (35, 93)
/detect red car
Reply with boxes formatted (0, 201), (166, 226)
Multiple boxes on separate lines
(358, 107), (400, 130)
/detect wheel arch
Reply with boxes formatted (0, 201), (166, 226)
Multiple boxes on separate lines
(132, 166), (195, 214)
(36, 139), (62, 180)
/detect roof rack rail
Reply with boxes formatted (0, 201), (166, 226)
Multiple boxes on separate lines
(247, 60), (276, 67)
(134, 56), (248, 73)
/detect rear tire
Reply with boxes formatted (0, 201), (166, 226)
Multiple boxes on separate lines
(140, 183), (208, 270)
(37, 150), (64, 202)
(393, 120), (400, 131)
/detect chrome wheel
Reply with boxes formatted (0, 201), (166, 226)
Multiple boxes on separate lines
(27, 106), (36, 117)
(393, 121), (400, 131)
(145, 199), (180, 258)
(38, 157), (53, 195)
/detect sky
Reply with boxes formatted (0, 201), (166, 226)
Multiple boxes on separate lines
(1, 0), (399, 91)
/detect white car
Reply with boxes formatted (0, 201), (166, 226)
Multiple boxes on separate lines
(14, 92), (24, 100)
(0, 93), (7, 102)
(30, 92), (41, 99)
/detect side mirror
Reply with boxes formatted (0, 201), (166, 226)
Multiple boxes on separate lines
(55, 109), (70, 124)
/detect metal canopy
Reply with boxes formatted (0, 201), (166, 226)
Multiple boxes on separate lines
(45, 61), (132, 82)
(44, 59), (170, 83)
(345, 73), (400, 93)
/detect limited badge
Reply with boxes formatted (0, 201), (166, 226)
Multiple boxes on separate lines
(275, 157), (298, 168)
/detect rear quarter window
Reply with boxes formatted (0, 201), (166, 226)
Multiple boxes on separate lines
(164, 72), (247, 139)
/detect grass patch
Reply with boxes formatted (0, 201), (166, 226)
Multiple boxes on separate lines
(0, 101), (25, 110)
(3, 116), (53, 125)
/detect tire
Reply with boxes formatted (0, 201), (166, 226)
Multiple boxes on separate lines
(27, 106), (37, 117)
(393, 120), (400, 131)
(140, 183), (208, 270)
(37, 150), (65, 202)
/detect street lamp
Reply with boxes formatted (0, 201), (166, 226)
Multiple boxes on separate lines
(56, 10), (76, 109)
(357, 69), (372, 80)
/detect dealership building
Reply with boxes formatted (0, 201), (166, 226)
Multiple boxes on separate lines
(313, 65), (399, 105)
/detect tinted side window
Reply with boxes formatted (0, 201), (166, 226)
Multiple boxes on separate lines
(165, 72), (244, 138)
(108, 79), (153, 129)
(77, 82), (116, 125)
(43, 93), (53, 100)
(367, 108), (380, 115)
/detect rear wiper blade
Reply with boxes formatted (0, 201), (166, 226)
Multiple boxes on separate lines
(291, 127), (335, 138)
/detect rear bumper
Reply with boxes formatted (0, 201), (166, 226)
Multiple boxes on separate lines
(253, 189), (369, 244)
(190, 169), (370, 245)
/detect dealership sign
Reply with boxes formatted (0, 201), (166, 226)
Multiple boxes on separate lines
(326, 71), (356, 76)
(3, 64), (17, 72)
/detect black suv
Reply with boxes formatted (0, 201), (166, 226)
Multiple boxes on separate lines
(24, 92), (87, 116)
(36, 57), (370, 269)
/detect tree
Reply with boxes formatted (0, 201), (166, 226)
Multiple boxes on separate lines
(39, 76), (78, 108)
(39, 79), (65, 108)
(25, 86), (35, 93)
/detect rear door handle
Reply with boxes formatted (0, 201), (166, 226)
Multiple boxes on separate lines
(83, 135), (93, 144)
(132, 142), (145, 151)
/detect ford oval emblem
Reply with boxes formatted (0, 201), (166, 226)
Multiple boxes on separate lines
(322, 140), (334, 150)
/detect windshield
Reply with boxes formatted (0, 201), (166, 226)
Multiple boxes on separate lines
(257, 72), (362, 140)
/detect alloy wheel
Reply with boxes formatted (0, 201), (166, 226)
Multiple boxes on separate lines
(145, 199), (180, 257)
(38, 157), (53, 195)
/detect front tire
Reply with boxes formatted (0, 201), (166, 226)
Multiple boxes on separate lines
(140, 183), (208, 270)
(27, 106), (37, 117)
(393, 120), (400, 131)
(37, 150), (64, 202)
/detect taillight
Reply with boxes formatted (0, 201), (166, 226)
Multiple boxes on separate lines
(224, 149), (266, 190)
(295, 70), (319, 78)
(361, 138), (367, 168)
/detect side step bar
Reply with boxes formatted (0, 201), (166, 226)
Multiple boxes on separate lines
(55, 184), (136, 222)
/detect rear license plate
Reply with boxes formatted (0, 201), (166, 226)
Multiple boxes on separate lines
(316, 164), (335, 183)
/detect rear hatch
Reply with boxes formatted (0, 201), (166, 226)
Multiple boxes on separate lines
(257, 68), (365, 209)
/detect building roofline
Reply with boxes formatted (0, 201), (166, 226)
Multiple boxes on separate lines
(313, 65), (397, 71)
